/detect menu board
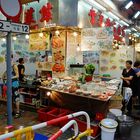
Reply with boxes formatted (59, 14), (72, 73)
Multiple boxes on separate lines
(29, 32), (50, 51)
(83, 51), (99, 74)
(100, 46), (134, 77)
(81, 27), (113, 51)
(52, 31), (66, 77)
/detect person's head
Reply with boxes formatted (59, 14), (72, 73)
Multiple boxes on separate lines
(134, 61), (140, 68)
(19, 58), (24, 64)
(125, 60), (132, 69)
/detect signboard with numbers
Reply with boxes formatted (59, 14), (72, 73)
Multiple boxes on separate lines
(0, 20), (29, 33)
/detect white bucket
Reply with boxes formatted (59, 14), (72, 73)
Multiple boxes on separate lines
(100, 118), (118, 140)
(101, 126), (116, 140)
(109, 109), (122, 117)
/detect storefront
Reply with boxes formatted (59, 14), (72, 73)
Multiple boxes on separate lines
(0, 0), (140, 139)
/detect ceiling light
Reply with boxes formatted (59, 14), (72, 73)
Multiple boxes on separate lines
(124, 29), (131, 33)
(101, 22), (105, 27)
(55, 30), (60, 35)
(13, 36), (17, 41)
(132, 28), (137, 32)
(122, 37), (125, 42)
(134, 11), (140, 18)
(125, 1), (133, 9)
(2, 38), (6, 42)
(39, 32), (43, 37)
(107, 12), (120, 20)
(134, 33), (139, 37)
(76, 44), (81, 51)
(88, 0), (106, 11)
(25, 35), (29, 39)
(73, 32), (78, 37)
(120, 20), (129, 26)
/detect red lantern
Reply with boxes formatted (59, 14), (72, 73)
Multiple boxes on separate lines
(88, 9), (96, 25)
(39, 2), (53, 22)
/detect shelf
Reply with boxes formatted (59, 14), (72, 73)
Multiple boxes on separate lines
(19, 84), (37, 89)
(70, 64), (85, 68)
(19, 92), (38, 96)
(20, 101), (35, 106)
(0, 97), (6, 102)
(20, 102), (36, 109)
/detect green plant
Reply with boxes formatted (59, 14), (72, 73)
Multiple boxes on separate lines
(84, 64), (95, 75)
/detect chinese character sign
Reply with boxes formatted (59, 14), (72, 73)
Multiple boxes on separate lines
(24, 7), (36, 25)
(88, 9), (96, 26)
(39, 2), (53, 22)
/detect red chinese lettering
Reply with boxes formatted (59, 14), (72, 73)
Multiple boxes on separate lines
(39, 2), (53, 22)
(88, 9), (96, 25)
(11, 16), (20, 23)
(117, 26), (121, 36)
(121, 26), (126, 37)
(24, 7), (36, 25)
(99, 14), (104, 26)
(105, 18), (111, 27)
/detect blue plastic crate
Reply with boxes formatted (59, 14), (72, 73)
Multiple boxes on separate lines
(34, 133), (48, 140)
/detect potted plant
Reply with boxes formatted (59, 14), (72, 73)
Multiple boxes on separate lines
(84, 64), (95, 82)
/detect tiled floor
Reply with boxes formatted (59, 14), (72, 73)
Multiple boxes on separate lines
(1, 104), (140, 140)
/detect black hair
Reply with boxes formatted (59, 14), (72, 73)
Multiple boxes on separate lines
(19, 58), (24, 63)
(126, 60), (132, 65)
(134, 61), (140, 68)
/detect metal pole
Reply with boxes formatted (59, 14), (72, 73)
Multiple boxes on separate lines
(6, 31), (12, 125)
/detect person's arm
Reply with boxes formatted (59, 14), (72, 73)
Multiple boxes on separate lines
(21, 68), (24, 75)
(12, 64), (19, 79)
(122, 76), (133, 81)
(136, 71), (140, 77)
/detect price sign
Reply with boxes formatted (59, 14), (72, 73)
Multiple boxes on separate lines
(0, 20), (29, 33)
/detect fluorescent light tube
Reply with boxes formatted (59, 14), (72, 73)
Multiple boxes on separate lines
(134, 11), (140, 18)
(124, 29), (131, 33)
(88, 0), (106, 11)
(134, 33), (139, 37)
(132, 28), (137, 32)
(107, 12), (120, 20)
(120, 20), (129, 26)
(125, 1), (133, 9)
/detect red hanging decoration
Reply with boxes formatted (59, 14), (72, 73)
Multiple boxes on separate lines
(24, 7), (36, 25)
(105, 18), (111, 27)
(88, 8), (96, 25)
(98, 14), (104, 26)
(39, 2), (53, 22)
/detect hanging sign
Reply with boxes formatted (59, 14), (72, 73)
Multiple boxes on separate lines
(0, 20), (29, 33)
(0, 0), (22, 19)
